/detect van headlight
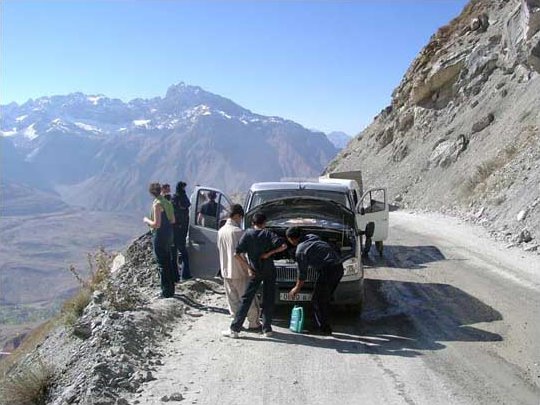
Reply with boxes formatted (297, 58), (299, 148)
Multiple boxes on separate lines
(342, 258), (360, 277)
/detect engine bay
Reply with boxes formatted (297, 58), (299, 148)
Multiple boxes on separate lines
(268, 226), (356, 262)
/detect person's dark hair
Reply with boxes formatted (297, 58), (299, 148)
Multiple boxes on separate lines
(175, 181), (187, 194)
(252, 213), (267, 226)
(208, 191), (217, 200)
(149, 182), (161, 198)
(286, 227), (302, 240)
(230, 204), (244, 218)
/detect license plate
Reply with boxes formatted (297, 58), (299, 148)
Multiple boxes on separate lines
(279, 292), (312, 302)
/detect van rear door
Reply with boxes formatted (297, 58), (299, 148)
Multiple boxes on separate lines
(356, 188), (389, 242)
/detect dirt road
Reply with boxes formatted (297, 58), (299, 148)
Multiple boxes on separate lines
(127, 211), (540, 405)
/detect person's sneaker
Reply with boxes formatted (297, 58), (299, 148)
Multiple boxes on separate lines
(245, 325), (262, 333)
(221, 329), (239, 339)
(262, 329), (273, 337)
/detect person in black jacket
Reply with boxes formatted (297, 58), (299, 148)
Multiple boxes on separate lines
(286, 227), (344, 335)
(222, 213), (287, 338)
(171, 181), (192, 281)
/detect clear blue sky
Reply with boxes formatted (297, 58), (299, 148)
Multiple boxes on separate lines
(2, 1), (467, 135)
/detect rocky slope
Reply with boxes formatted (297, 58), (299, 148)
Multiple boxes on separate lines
(1, 83), (337, 213)
(0, 235), (225, 405)
(327, 0), (540, 251)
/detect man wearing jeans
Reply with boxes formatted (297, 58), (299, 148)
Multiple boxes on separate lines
(222, 213), (287, 338)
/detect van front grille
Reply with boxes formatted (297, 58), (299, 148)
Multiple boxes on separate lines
(275, 265), (318, 282)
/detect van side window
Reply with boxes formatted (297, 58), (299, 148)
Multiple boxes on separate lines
(361, 189), (385, 213)
(217, 194), (231, 229)
(196, 190), (219, 229)
(195, 189), (232, 230)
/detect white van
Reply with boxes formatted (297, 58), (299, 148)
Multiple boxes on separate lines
(185, 177), (386, 313)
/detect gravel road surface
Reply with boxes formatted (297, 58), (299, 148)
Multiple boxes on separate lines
(127, 211), (540, 405)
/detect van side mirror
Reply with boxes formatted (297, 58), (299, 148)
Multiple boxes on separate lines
(364, 222), (375, 238)
(360, 207), (365, 215)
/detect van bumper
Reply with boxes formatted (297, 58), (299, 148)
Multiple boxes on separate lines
(274, 278), (364, 306)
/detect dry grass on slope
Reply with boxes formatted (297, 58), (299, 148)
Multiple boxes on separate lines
(0, 358), (55, 405)
(462, 125), (538, 199)
(0, 248), (119, 404)
(61, 249), (111, 326)
(0, 321), (57, 405)
(464, 144), (519, 194)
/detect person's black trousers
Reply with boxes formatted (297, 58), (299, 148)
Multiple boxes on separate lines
(172, 224), (192, 280)
(152, 232), (175, 298)
(312, 264), (344, 332)
(231, 273), (275, 333)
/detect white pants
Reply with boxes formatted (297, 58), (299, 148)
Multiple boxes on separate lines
(224, 277), (260, 328)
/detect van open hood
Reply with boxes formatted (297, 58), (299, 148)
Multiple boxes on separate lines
(245, 197), (355, 230)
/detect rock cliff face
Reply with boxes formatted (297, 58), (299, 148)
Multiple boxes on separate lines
(328, 0), (540, 249)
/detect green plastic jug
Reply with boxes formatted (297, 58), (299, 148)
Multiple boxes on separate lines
(289, 305), (304, 333)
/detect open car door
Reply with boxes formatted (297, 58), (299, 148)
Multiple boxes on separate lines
(187, 186), (232, 279)
(356, 188), (389, 242)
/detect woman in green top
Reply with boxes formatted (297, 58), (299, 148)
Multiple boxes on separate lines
(143, 182), (175, 298)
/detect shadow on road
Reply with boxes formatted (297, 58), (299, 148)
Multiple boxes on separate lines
(251, 278), (503, 357)
(364, 244), (447, 270)
(173, 294), (229, 315)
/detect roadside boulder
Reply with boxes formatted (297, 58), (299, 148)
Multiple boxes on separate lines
(471, 113), (495, 134)
(73, 320), (93, 340)
(397, 112), (415, 133)
(517, 209), (529, 221)
(470, 14), (489, 33)
(377, 127), (394, 149)
(428, 134), (469, 168)
(112, 254), (126, 273)
(517, 229), (533, 243)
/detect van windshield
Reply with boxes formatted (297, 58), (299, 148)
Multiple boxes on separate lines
(249, 189), (350, 210)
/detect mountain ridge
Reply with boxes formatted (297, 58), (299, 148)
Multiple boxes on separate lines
(1, 83), (338, 212)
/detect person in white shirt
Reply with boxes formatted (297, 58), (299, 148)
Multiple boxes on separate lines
(217, 204), (261, 331)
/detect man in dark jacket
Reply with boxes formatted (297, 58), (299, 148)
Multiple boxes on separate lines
(286, 227), (344, 335)
(171, 181), (192, 281)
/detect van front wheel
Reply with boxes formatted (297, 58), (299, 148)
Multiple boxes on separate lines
(375, 241), (384, 257)
(344, 302), (363, 316)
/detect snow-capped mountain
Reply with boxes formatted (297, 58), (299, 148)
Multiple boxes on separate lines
(1, 83), (338, 212)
